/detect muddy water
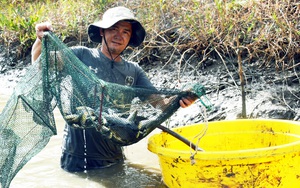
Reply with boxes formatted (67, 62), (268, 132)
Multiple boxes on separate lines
(0, 90), (166, 188)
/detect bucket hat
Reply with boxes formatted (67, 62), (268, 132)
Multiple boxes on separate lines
(88, 6), (146, 47)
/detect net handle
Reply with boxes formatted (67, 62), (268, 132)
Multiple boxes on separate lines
(156, 125), (204, 152)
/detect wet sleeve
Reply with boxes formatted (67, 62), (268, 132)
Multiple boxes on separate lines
(70, 46), (84, 59)
(135, 66), (156, 90)
(134, 65), (158, 102)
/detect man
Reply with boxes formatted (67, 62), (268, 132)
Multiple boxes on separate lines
(32, 6), (195, 172)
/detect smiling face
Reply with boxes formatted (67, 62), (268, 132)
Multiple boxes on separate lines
(100, 21), (132, 62)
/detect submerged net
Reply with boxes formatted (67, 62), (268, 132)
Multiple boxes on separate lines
(0, 32), (209, 188)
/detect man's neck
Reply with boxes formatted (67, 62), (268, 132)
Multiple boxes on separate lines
(101, 47), (122, 62)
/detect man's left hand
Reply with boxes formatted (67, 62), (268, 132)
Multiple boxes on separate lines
(179, 96), (197, 108)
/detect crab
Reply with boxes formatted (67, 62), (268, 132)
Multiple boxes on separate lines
(64, 106), (148, 146)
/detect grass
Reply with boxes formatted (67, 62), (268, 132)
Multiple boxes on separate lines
(0, 0), (299, 69)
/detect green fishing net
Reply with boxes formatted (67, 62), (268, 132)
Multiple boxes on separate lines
(0, 32), (209, 188)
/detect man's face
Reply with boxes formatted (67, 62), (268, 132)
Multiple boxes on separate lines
(101, 21), (132, 56)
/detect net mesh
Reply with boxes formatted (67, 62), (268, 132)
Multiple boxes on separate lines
(0, 32), (208, 188)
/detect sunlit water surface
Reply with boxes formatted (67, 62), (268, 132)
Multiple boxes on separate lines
(0, 89), (166, 188)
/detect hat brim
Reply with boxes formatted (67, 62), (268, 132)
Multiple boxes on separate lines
(88, 20), (146, 47)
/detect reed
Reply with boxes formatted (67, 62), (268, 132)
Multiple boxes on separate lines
(0, 0), (299, 69)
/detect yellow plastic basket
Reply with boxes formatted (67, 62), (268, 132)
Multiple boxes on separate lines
(148, 119), (300, 188)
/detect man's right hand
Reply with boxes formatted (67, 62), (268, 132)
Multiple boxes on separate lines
(32, 22), (53, 63)
(35, 22), (53, 40)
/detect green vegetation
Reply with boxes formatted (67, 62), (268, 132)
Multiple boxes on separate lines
(1, 0), (299, 69)
(0, 0), (113, 56)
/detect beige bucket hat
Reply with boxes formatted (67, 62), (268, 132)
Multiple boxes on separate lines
(88, 6), (146, 47)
